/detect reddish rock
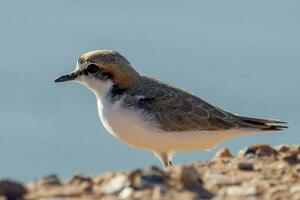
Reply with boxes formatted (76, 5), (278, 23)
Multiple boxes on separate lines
(213, 148), (233, 159)
(276, 144), (290, 153)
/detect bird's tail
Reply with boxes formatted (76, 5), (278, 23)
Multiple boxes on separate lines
(236, 116), (288, 131)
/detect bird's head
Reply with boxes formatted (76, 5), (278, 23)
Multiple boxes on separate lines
(55, 50), (140, 94)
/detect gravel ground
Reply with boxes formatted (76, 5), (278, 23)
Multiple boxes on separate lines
(1, 144), (300, 200)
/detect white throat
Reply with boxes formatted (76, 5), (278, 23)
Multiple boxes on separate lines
(92, 81), (114, 101)
(77, 76), (114, 101)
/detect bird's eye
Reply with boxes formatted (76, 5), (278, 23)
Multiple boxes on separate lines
(86, 64), (100, 74)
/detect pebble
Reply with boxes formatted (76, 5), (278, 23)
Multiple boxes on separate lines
(179, 166), (200, 186)
(204, 172), (237, 186)
(226, 185), (257, 196)
(31, 175), (61, 188)
(67, 174), (91, 185)
(213, 148), (233, 159)
(129, 168), (165, 189)
(290, 184), (300, 193)
(283, 153), (300, 165)
(0, 179), (26, 200)
(100, 175), (129, 194)
(266, 184), (289, 199)
(238, 162), (254, 171)
(243, 144), (278, 157)
(93, 172), (115, 185)
(276, 144), (290, 153)
(151, 185), (165, 199)
(118, 187), (134, 199)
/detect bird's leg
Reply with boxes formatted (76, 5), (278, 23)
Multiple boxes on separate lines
(153, 152), (173, 168)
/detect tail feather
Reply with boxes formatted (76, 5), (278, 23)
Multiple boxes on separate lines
(236, 116), (288, 131)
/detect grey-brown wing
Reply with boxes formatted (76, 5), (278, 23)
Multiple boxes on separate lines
(125, 77), (239, 132)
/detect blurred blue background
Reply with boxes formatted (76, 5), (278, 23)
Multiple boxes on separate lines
(0, 1), (299, 181)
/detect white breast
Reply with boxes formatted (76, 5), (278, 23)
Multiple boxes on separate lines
(96, 96), (254, 153)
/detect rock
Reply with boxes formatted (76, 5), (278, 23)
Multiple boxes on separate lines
(67, 174), (91, 185)
(93, 172), (115, 185)
(226, 185), (257, 197)
(133, 189), (152, 199)
(213, 148), (233, 159)
(265, 184), (290, 200)
(179, 166), (201, 187)
(30, 174), (61, 189)
(290, 184), (300, 193)
(65, 174), (92, 192)
(151, 185), (165, 199)
(0, 179), (26, 200)
(203, 172), (238, 187)
(238, 162), (254, 171)
(140, 173), (164, 186)
(100, 175), (129, 194)
(118, 187), (134, 199)
(242, 144), (278, 157)
(129, 167), (165, 190)
(128, 169), (143, 189)
(164, 165), (213, 199)
(276, 144), (290, 153)
(283, 153), (300, 165)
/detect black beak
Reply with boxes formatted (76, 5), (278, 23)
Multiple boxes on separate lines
(54, 72), (78, 83)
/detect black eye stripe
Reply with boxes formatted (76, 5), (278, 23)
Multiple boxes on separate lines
(80, 64), (113, 80)
(86, 64), (100, 74)
(102, 71), (113, 79)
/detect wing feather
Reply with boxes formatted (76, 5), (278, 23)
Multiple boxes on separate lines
(124, 76), (238, 132)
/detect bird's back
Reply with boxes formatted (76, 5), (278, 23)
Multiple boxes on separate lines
(124, 76), (287, 132)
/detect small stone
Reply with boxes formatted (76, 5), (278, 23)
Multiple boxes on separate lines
(68, 174), (91, 185)
(204, 172), (238, 186)
(213, 148), (233, 159)
(63, 174), (93, 193)
(0, 179), (26, 200)
(292, 144), (300, 152)
(128, 169), (143, 189)
(100, 175), (129, 194)
(179, 166), (201, 187)
(133, 189), (152, 199)
(243, 144), (278, 157)
(266, 184), (289, 199)
(290, 184), (300, 193)
(93, 172), (115, 185)
(66, 174), (92, 192)
(283, 153), (300, 165)
(276, 144), (290, 153)
(33, 174), (61, 188)
(129, 167), (165, 190)
(294, 166), (300, 175)
(226, 185), (257, 196)
(151, 185), (165, 199)
(238, 162), (254, 171)
(119, 187), (134, 199)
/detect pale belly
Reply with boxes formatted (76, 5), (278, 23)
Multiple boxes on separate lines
(97, 100), (253, 153)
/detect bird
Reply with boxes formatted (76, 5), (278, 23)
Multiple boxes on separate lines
(55, 50), (288, 167)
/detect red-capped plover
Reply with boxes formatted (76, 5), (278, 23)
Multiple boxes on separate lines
(55, 50), (287, 167)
